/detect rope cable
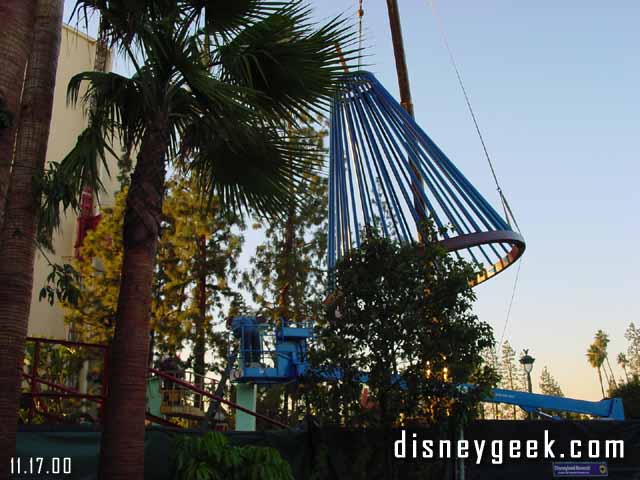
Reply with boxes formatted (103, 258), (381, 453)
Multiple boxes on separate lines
(498, 257), (523, 348)
(427, 0), (520, 231)
(427, 0), (524, 345)
(357, 0), (364, 70)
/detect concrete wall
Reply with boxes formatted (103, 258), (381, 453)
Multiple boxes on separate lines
(27, 25), (119, 339)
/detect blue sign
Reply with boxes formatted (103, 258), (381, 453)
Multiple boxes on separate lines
(552, 462), (608, 477)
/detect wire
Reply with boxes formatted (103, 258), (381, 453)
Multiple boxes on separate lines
(498, 257), (523, 348)
(426, 0), (520, 231)
(426, 0), (524, 344)
(357, 0), (364, 70)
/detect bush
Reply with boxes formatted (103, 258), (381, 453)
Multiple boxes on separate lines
(307, 227), (497, 430)
(174, 431), (293, 480)
(609, 377), (640, 419)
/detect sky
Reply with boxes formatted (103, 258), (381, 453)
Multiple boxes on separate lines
(62, 1), (640, 401)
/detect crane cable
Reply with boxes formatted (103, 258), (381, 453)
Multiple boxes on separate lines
(427, 0), (520, 233)
(427, 0), (523, 347)
(357, 0), (365, 69)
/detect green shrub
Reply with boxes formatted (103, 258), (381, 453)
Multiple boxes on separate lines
(174, 431), (294, 480)
(609, 377), (640, 419)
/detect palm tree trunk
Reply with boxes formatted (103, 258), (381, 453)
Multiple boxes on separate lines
(597, 367), (605, 398)
(99, 115), (167, 480)
(194, 235), (207, 408)
(0, 0), (62, 476)
(0, 0), (36, 229)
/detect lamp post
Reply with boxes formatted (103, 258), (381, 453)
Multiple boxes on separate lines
(519, 349), (535, 420)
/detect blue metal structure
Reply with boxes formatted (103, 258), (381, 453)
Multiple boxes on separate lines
(329, 72), (525, 285)
(230, 319), (313, 384)
(487, 388), (625, 420)
(229, 317), (624, 421)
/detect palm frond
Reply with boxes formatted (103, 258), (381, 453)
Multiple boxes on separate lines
(184, 118), (321, 217)
(58, 120), (118, 198)
(71, 0), (180, 49)
(216, 3), (358, 123)
(37, 118), (118, 240)
(182, 1), (287, 38)
(68, 70), (149, 151)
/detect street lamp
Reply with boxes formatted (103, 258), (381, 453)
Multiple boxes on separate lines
(519, 349), (535, 420)
(519, 349), (535, 391)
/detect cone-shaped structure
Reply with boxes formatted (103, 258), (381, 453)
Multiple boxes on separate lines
(328, 72), (525, 286)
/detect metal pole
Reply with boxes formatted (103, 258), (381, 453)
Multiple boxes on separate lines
(526, 371), (533, 420)
(149, 368), (288, 429)
(385, 0), (414, 116)
(385, 0), (426, 228)
(29, 340), (40, 422)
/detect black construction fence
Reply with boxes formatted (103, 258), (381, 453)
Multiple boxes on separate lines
(15, 420), (640, 479)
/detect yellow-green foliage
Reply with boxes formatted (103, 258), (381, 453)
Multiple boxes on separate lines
(64, 176), (244, 363)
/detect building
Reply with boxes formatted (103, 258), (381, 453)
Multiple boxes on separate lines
(27, 25), (120, 339)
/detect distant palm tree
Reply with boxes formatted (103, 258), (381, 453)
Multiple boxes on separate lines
(618, 353), (630, 383)
(587, 343), (606, 398)
(595, 330), (617, 389)
(55, 2), (356, 478)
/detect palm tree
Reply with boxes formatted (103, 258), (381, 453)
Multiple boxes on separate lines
(0, 0), (63, 476)
(618, 353), (630, 383)
(54, 2), (355, 478)
(595, 330), (617, 389)
(0, 0), (36, 228)
(587, 343), (606, 398)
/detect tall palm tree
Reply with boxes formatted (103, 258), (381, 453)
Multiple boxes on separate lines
(54, 2), (355, 478)
(595, 329), (617, 389)
(0, 0), (63, 476)
(617, 353), (630, 383)
(587, 343), (606, 398)
(0, 0), (37, 228)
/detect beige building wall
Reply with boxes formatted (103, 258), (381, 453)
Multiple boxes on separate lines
(27, 26), (119, 339)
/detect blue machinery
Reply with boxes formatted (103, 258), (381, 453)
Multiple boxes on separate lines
(227, 73), (622, 429)
(229, 317), (624, 430)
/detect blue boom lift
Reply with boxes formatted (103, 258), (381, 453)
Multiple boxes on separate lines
(227, 317), (624, 430)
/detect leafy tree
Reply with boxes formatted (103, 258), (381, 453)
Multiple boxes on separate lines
(624, 322), (640, 377)
(50, 2), (355, 476)
(241, 121), (328, 423)
(539, 366), (564, 397)
(307, 227), (497, 431)
(608, 378), (640, 420)
(65, 175), (244, 381)
(241, 121), (328, 324)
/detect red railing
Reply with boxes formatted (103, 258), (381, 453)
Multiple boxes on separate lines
(149, 368), (288, 429)
(22, 337), (288, 429)
(23, 337), (109, 423)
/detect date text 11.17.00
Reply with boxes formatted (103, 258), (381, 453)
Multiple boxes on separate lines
(10, 457), (71, 476)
